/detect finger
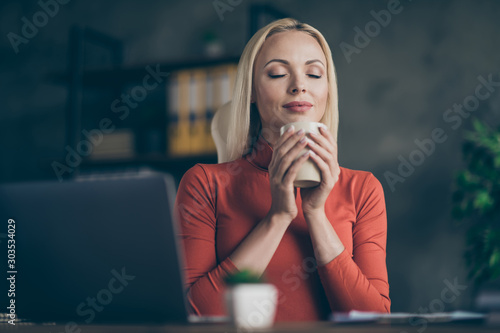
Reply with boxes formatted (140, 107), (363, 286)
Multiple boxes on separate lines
(319, 126), (338, 153)
(271, 128), (306, 168)
(309, 131), (334, 155)
(274, 125), (296, 151)
(306, 138), (339, 176)
(305, 138), (331, 164)
(310, 150), (341, 184)
(282, 150), (311, 186)
(274, 135), (309, 182)
(307, 150), (334, 185)
(269, 126), (300, 171)
(277, 128), (306, 155)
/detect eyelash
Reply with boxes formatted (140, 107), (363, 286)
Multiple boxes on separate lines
(268, 74), (322, 79)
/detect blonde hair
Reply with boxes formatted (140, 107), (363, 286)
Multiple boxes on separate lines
(224, 18), (339, 163)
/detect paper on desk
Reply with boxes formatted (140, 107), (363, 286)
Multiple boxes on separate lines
(330, 310), (486, 324)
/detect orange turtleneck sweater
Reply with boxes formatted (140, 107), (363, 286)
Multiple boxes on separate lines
(174, 135), (390, 321)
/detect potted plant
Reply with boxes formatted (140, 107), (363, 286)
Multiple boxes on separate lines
(452, 118), (500, 289)
(224, 269), (278, 329)
(202, 30), (224, 58)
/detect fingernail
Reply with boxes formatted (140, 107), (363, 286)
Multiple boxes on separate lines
(299, 136), (306, 143)
(296, 129), (305, 135)
(286, 125), (294, 133)
(307, 138), (315, 145)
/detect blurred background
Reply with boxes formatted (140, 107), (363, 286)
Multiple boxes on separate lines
(1, 0), (499, 314)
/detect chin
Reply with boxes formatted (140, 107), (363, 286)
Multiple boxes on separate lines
(286, 114), (316, 123)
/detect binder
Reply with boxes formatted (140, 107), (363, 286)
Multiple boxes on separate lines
(189, 69), (207, 155)
(206, 64), (238, 153)
(167, 70), (190, 157)
(167, 63), (238, 157)
(221, 63), (237, 106)
(167, 72), (180, 156)
(205, 68), (216, 153)
(89, 129), (135, 160)
(175, 70), (191, 156)
(207, 65), (226, 153)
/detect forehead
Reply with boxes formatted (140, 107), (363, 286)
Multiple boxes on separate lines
(256, 30), (326, 66)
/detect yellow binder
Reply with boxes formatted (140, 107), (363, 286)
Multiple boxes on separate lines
(167, 72), (180, 156)
(205, 68), (217, 154)
(190, 69), (207, 155)
(167, 70), (191, 157)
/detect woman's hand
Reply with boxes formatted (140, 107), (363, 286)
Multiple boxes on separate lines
(267, 126), (310, 222)
(301, 126), (341, 216)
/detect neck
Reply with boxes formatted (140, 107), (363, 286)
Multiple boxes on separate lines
(260, 128), (279, 148)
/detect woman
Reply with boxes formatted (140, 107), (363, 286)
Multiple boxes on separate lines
(175, 18), (390, 321)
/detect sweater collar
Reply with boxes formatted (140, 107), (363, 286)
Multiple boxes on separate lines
(245, 134), (273, 170)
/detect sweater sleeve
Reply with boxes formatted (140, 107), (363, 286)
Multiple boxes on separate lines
(316, 173), (391, 312)
(174, 164), (240, 316)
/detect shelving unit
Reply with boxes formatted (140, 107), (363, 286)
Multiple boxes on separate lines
(53, 4), (289, 184)
(53, 29), (240, 180)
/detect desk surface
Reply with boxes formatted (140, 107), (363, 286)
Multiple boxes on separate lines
(3, 322), (498, 333)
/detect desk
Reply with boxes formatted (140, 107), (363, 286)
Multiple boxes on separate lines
(3, 322), (498, 333)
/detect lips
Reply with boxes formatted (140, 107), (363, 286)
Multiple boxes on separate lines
(283, 101), (313, 112)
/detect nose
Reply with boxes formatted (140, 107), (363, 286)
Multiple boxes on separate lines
(289, 74), (306, 94)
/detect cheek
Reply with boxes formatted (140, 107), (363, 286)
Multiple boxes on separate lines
(317, 81), (329, 105)
(255, 84), (283, 119)
(256, 81), (278, 104)
(254, 80), (276, 122)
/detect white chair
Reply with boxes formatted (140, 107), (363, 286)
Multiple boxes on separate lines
(211, 101), (232, 163)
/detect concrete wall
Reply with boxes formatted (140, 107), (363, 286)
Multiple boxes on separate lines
(2, 0), (499, 313)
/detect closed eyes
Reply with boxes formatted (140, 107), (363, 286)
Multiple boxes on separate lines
(268, 74), (322, 79)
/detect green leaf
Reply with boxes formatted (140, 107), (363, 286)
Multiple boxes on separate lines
(473, 190), (494, 213)
(489, 248), (500, 268)
(472, 118), (486, 134)
(453, 117), (500, 285)
(491, 264), (500, 279)
(224, 269), (265, 285)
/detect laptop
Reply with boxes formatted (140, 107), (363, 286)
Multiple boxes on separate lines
(0, 171), (202, 325)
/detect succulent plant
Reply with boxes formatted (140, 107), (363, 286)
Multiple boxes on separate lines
(224, 269), (266, 285)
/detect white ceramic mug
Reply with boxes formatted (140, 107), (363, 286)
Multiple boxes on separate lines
(280, 121), (326, 188)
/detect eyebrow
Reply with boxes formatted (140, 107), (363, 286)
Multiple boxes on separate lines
(263, 59), (325, 68)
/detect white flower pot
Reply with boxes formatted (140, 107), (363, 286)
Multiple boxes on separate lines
(225, 283), (278, 329)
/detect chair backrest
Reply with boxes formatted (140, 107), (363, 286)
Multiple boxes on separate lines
(211, 101), (232, 163)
